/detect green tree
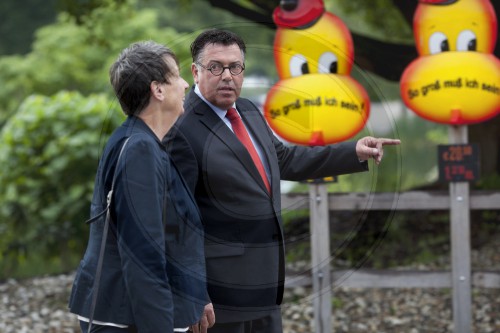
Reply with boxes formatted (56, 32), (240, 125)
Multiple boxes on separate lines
(0, 0), (191, 125)
(0, 91), (124, 278)
(142, 0), (277, 78)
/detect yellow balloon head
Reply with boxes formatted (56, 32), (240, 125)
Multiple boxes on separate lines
(273, 12), (354, 80)
(414, 0), (497, 55)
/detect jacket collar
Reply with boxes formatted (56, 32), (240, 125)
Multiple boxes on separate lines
(122, 116), (161, 144)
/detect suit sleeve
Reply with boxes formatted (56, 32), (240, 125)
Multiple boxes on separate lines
(272, 132), (368, 181)
(241, 98), (368, 181)
(113, 136), (173, 332)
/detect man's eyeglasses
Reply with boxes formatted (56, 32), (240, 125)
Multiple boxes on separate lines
(196, 62), (245, 76)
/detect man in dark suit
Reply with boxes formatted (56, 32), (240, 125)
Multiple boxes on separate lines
(165, 29), (400, 333)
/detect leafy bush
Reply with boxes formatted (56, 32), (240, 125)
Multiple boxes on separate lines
(0, 91), (124, 278)
(0, 0), (191, 126)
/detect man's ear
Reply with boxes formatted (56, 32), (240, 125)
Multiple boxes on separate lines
(191, 63), (199, 84)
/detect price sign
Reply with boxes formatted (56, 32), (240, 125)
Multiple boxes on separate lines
(438, 144), (480, 182)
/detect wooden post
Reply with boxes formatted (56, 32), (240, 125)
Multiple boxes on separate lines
(448, 125), (472, 333)
(309, 183), (332, 333)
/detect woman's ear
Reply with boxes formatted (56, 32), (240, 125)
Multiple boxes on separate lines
(150, 81), (165, 101)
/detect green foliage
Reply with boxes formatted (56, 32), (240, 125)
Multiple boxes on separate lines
(0, 91), (124, 279)
(0, 1), (195, 278)
(57, 0), (128, 24)
(0, 0), (191, 125)
(282, 209), (311, 262)
(332, 297), (343, 309)
(476, 173), (500, 190)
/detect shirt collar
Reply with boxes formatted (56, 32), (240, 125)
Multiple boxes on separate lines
(194, 85), (236, 120)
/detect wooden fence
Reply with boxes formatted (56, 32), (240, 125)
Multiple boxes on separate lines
(281, 189), (500, 332)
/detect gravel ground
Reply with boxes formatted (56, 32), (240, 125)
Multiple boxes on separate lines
(281, 286), (500, 333)
(1, 240), (499, 333)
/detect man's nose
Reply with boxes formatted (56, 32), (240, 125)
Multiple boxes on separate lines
(220, 68), (233, 80)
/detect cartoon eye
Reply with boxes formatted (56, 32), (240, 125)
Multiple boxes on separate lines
(429, 32), (450, 54)
(290, 54), (309, 77)
(318, 52), (338, 74)
(457, 30), (477, 51)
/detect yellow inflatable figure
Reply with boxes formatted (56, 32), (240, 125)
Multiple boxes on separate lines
(400, 0), (500, 125)
(264, 0), (369, 146)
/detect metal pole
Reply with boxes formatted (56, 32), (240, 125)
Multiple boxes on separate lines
(309, 183), (332, 333)
(448, 125), (472, 333)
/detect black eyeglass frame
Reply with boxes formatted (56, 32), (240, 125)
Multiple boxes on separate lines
(196, 62), (245, 76)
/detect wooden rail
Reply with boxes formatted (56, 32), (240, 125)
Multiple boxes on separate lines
(285, 269), (500, 289)
(281, 190), (500, 211)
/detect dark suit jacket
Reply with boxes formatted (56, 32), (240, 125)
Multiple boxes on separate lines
(69, 116), (207, 331)
(165, 88), (368, 323)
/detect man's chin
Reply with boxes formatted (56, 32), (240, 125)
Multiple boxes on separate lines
(216, 97), (236, 109)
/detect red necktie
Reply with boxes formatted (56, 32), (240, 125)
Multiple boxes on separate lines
(226, 108), (271, 193)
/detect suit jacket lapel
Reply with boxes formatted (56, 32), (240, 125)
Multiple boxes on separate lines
(186, 90), (271, 194)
